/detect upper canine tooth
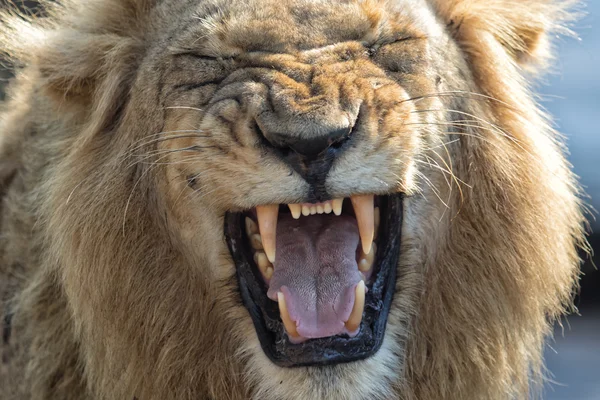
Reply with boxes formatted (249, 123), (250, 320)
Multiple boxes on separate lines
(256, 205), (278, 263)
(351, 195), (375, 254)
(278, 292), (300, 339)
(288, 204), (302, 219)
(332, 198), (344, 216)
(345, 281), (366, 332)
(245, 217), (258, 237)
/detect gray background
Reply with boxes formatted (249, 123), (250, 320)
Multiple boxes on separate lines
(541, 3), (600, 400)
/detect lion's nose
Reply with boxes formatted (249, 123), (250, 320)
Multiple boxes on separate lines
(283, 127), (352, 158)
(257, 123), (353, 198)
(260, 125), (352, 159)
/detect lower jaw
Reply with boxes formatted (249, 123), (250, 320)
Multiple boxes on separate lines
(224, 194), (404, 368)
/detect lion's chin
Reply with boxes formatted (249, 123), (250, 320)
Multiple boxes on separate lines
(225, 194), (403, 367)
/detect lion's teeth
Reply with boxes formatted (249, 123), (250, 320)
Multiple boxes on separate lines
(310, 205), (317, 215)
(345, 281), (366, 332)
(302, 205), (310, 216)
(332, 198), (344, 216)
(256, 205), (278, 263)
(358, 243), (377, 272)
(250, 234), (263, 250)
(324, 202), (333, 214)
(254, 252), (274, 279)
(351, 195), (375, 254)
(316, 204), (324, 214)
(245, 217), (258, 237)
(278, 292), (300, 339)
(288, 204), (302, 219)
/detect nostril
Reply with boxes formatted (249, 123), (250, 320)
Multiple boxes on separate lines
(254, 118), (353, 158)
(288, 127), (352, 158)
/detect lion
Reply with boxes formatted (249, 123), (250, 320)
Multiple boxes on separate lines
(0, 0), (586, 399)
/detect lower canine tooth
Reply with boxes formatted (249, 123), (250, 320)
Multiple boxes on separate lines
(278, 292), (300, 338)
(345, 281), (366, 332)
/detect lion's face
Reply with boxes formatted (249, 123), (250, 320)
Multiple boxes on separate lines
(144, 0), (442, 369)
(1, 0), (583, 398)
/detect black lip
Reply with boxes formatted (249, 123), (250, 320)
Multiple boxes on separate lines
(224, 194), (403, 367)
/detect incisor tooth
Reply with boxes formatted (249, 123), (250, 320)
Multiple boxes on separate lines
(345, 281), (366, 332)
(302, 205), (310, 216)
(332, 199), (344, 216)
(256, 205), (278, 263)
(278, 292), (300, 339)
(250, 234), (263, 250)
(316, 204), (324, 214)
(324, 202), (333, 214)
(288, 204), (302, 219)
(310, 206), (317, 215)
(351, 195), (375, 254)
(245, 217), (258, 237)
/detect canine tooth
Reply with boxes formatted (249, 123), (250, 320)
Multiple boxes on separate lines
(332, 199), (344, 216)
(245, 217), (258, 237)
(289, 204), (302, 219)
(310, 206), (317, 215)
(351, 195), (375, 254)
(256, 205), (278, 263)
(278, 292), (300, 339)
(316, 204), (324, 214)
(324, 202), (333, 214)
(302, 205), (311, 216)
(250, 234), (263, 250)
(345, 281), (366, 332)
(374, 207), (380, 239)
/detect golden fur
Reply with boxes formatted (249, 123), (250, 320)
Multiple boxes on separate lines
(0, 0), (585, 399)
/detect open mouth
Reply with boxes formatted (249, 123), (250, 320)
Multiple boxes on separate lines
(224, 194), (403, 367)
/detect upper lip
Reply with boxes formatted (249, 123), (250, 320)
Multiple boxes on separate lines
(224, 193), (404, 367)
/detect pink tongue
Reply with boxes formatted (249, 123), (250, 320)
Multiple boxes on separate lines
(266, 213), (362, 339)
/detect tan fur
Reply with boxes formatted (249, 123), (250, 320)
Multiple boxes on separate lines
(0, 1), (585, 399)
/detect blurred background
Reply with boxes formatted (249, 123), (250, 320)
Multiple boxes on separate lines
(541, 4), (600, 400)
(0, 1), (598, 399)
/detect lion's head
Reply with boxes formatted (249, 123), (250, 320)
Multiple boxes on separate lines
(0, 0), (586, 399)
